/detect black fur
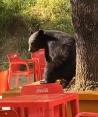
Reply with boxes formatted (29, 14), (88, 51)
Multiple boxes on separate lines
(28, 30), (76, 87)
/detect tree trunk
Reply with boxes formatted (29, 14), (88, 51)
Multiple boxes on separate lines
(70, 0), (98, 90)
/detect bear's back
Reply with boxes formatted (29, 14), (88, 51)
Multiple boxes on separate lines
(44, 30), (75, 60)
(44, 30), (74, 45)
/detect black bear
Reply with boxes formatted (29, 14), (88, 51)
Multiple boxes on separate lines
(28, 30), (76, 87)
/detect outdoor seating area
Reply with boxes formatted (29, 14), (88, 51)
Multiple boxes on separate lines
(0, 50), (98, 117)
(1, 0), (98, 116)
(0, 49), (45, 95)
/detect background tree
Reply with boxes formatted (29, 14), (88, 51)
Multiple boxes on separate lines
(70, 0), (98, 90)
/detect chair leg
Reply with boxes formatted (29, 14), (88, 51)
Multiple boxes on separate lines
(8, 72), (12, 88)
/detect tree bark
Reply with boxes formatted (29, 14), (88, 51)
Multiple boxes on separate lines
(70, 0), (98, 90)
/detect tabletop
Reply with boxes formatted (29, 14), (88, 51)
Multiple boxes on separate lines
(0, 93), (78, 107)
(0, 93), (79, 117)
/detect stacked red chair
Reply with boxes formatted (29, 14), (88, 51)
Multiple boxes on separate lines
(31, 49), (46, 81)
(20, 83), (79, 117)
(7, 53), (32, 87)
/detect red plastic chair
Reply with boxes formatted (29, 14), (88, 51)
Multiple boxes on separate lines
(32, 58), (41, 81)
(76, 112), (98, 117)
(7, 53), (32, 87)
(36, 49), (46, 79)
(0, 70), (9, 95)
(31, 49), (46, 81)
(0, 110), (19, 117)
(20, 83), (68, 117)
(21, 83), (64, 95)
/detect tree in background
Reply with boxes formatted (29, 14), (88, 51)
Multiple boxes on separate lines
(70, 0), (98, 90)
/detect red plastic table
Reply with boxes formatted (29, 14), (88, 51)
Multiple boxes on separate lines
(0, 93), (79, 117)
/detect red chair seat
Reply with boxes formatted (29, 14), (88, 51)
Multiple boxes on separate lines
(21, 83), (64, 95)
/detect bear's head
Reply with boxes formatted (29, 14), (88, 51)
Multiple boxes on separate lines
(28, 29), (57, 53)
(28, 30), (45, 52)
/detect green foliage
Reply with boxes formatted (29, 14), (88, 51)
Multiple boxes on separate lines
(0, 0), (37, 31)
(0, 60), (9, 70)
(0, 0), (73, 33)
(30, 0), (73, 33)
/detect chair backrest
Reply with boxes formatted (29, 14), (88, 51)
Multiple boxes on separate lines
(7, 53), (21, 64)
(0, 110), (19, 117)
(7, 53), (19, 60)
(31, 49), (46, 66)
(37, 49), (46, 77)
(21, 83), (64, 95)
(31, 49), (46, 80)
(7, 53), (20, 72)
(7, 53), (30, 72)
(32, 58), (41, 81)
(0, 70), (9, 95)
